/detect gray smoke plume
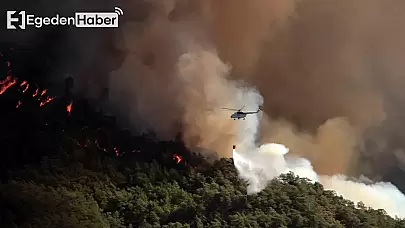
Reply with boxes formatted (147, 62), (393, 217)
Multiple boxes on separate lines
(3, 0), (405, 218)
(107, 0), (296, 156)
(104, 0), (405, 217)
(106, 0), (405, 182)
(103, 0), (405, 191)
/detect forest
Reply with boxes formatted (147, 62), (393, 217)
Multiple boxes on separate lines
(0, 46), (404, 228)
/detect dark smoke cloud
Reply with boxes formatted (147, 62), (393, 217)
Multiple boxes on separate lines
(107, 0), (296, 157)
(247, 0), (405, 180)
(3, 0), (405, 191)
(107, 0), (405, 187)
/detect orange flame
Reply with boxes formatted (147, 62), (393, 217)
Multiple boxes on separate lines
(20, 81), (27, 86)
(33, 88), (39, 97)
(22, 84), (29, 93)
(16, 101), (22, 108)
(41, 89), (47, 96)
(66, 101), (73, 113)
(40, 96), (54, 107)
(0, 76), (17, 94)
(173, 154), (182, 164)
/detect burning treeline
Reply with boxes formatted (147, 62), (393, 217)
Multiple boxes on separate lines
(0, 59), (187, 165)
(0, 74), (61, 109)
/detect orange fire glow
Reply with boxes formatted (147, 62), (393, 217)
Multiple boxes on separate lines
(40, 96), (54, 107)
(0, 62), (59, 109)
(1, 62), (130, 160)
(74, 138), (120, 156)
(22, 84), (29, 93)
(0, 76), (17, 94)
(33, 88), (39, 97)
(173, 154), (183, 164)
(67, 101), (73, 113)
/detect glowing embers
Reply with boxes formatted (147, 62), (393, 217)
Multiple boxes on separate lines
(173, 154), (183, 164)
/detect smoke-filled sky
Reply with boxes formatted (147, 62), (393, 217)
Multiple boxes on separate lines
(106, 0), (405, 185)
(3, 0), (405, 200)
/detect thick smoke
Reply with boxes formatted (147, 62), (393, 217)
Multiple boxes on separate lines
(106, 0), (405, 218)
(106, 0), (405, 189)
(2, 0), (404, 219)
(105, 0), (405, 217)
(227, 88), (405, 218)
(108, 0), (296, 156)
(229, 88), (405, 218)
(108, 0), (277, 156)
(4, 0), (405, 187)
(249, 0), (403, 177)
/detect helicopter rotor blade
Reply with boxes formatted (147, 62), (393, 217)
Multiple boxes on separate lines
(238, 106), (245, 111)
(222, 108), (239, 111)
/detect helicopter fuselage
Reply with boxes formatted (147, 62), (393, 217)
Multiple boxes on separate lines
(231, 112), (247, 120)
(225, 106), (261, 120)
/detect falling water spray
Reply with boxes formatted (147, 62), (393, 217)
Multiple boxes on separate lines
(232, 104), (405, 218)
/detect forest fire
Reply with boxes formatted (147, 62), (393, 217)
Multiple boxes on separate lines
(33, 88), (38, 97)
(39, 96), (54, 107)
(0, 60), (80, 113)
(1, 76), (55, 107)
(22, 83), (29, 93)
(67, 101), (73, 113)
(0, 76), (17, 94)
(0, 64), (58, 109)
(173, 154), (183, 164)
(74, 138), (121, 157)
(1, 60), (132, 165)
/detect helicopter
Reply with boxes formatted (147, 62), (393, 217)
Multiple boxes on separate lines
(222, 106), (261, 120)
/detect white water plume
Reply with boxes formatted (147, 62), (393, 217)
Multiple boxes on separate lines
(232, 90), (405, 219)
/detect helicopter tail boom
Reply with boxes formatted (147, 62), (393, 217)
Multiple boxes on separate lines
(243, 106), (262, 114)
